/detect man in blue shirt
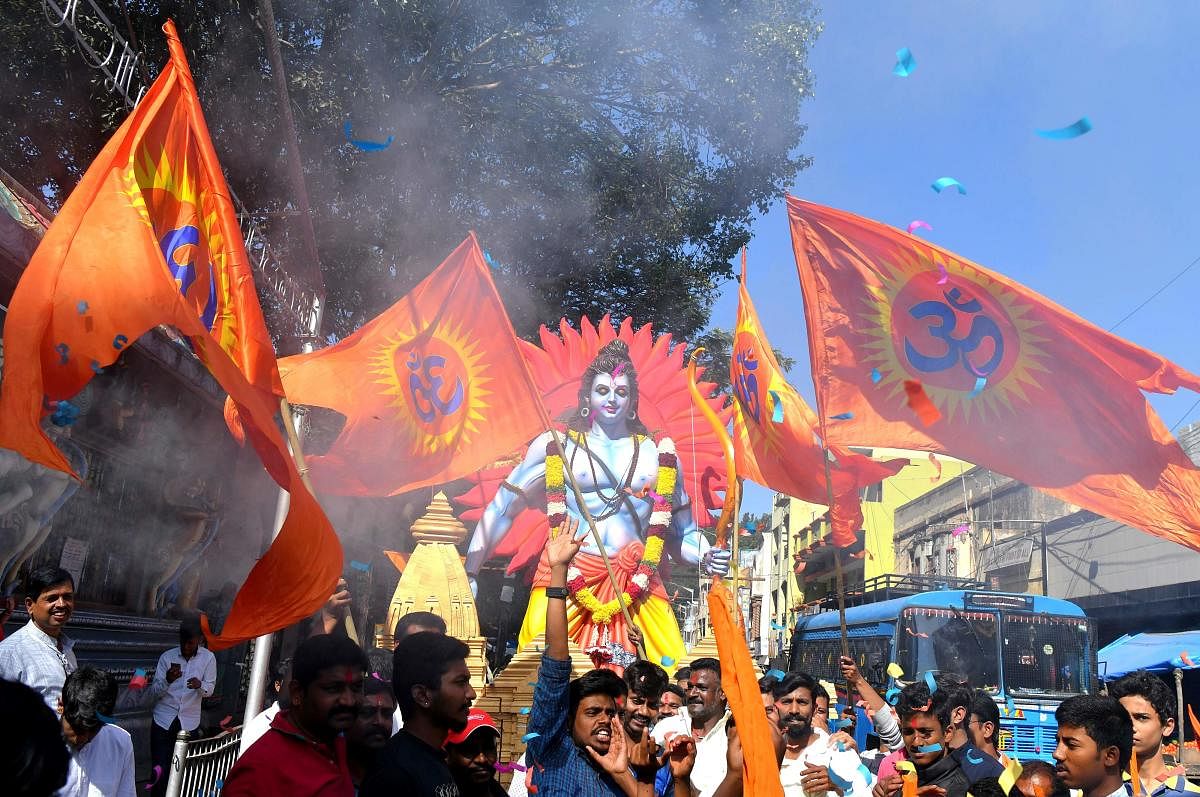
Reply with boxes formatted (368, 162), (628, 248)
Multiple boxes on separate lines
(526, 519), (637, 797)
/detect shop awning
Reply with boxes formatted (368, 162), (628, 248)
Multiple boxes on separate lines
(1098, 631), (1200, 680)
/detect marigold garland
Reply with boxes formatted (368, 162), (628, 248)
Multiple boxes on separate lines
(546, 432), (677, 623)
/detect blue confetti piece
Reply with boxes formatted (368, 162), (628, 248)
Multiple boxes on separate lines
(830, 718), (853, 730)
(1036, 117), (1093, 140)
(837, 741), (846, 752)
(527, 681), (538, 687)
(112, 334), (128, 350)
(661, 656), (676, 667)
(967, 376), (987, 398)
(349, 560), (370, 572)
(766, 668), (786, 680)
(55, 343), (70, 365)
(925, 671), (938, 693)
(770, 622), (786, 631)
(918, 743), (943, 753)
(871, 368), (883, 383)
(829, 767), (854, 792)
(830, 412), (854, 420)
(76, 300), (89, 314)
(344, 121), (394, 152)
(885, 687), (901, 706)
(893, 47), (916, 77)
(1006, 696), (1015, 713)
(90, 360), (103, 375)
(519, 707), (531, 715)
(769, 390), (784, 423)
(483, 250), (500, 270)
(932, 177), (966, 195)
(521, 732), (540, 743)
(966, 749), (984, 765)
(96, 712), (118, 725)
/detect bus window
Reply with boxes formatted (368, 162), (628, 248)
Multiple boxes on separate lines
(901, 608), (1000, 692)
(1001, 615), (1089, 696)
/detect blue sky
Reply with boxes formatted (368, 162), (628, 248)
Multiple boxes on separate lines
(724, 2), (1200, 515)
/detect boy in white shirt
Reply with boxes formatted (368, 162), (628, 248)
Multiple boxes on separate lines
(58, 666), (136, 797)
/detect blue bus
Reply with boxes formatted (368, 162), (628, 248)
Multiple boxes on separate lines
(788, 579), (1095, 760)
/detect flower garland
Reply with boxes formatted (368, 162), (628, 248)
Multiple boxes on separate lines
(545, 432), (677, 624)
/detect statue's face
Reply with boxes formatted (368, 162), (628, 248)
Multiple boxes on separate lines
(588, 372), (632, 423)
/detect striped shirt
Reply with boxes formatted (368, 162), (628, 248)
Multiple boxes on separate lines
(0, 619), (77, 711)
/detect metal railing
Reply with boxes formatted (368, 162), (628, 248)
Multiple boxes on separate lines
(164, 727), (242, 797)
(38, 0), (321, 334)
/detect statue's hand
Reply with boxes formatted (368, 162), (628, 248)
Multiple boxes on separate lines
(701, 547), (731, 576)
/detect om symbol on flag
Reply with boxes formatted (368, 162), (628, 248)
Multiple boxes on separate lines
(159, 224), (218, 331)
(406, 351), (465, 423)
(902, 286), (1006, 380)
(732, 346), (762, 423)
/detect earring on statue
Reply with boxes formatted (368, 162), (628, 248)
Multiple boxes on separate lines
(627, 410), (637, 420)
(580, 406), (590, 418)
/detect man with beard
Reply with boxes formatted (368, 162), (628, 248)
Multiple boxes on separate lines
(1052, 695), (1133, 797)
(624, 659), (669, 782)
(773, 671), (853, 797)
(361, 631), (477, 797)
(445, 710), (506, 797)
(871, 682), (968, 797)
(524, 518), (637, 797)
(686, 658), (732, 797)
(225, 635), (368, 797)
(347, 677), (395, 789)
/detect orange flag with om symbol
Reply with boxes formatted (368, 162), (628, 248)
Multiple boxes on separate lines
(278, 235), (546, 495)
(0, 21), (341, 649)
(788, 196), (1200, 551)
(731, 270), (906, 546)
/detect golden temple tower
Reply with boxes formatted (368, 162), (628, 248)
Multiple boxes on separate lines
(381, 491), (489, 689)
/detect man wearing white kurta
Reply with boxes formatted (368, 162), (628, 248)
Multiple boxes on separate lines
(148, 619), (215, 797)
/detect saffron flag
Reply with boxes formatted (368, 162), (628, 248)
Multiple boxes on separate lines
(788, 196), (1200, 551)
(708, 580), (785, 797)
(0, 21), (342, 649)
(732, 271), (906, 546)
(278, 235), (545, 495)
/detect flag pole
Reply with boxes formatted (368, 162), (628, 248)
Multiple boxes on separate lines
(816, 396), (855, 711)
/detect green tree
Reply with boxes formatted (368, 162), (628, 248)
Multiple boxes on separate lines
(693, 325), (796, 394)
(1, 0), (820, 342)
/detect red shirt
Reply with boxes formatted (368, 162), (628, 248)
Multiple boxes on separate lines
(223, 709), (353, 797)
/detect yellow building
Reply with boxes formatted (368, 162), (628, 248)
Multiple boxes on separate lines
(774, 448), (971, 614)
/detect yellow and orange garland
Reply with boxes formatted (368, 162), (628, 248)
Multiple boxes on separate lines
(545, 431), (677, 623)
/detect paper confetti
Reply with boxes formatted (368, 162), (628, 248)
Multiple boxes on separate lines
(925, 671), (938, 693)
(113, 334), (128, 350)
(90, 360), (104, 375)
(344, 121), (394, 152)
(661, 656), (676, 667)
(1182, 652), (1196, 668)
(870, 368), (883, 384)
(527, 681), (539, 687)
(521, 732), (541, 743)
(830, 718), (854, 730)
(144, 765), (163, 790)
(907, 220), (932, 235)
(967, 376), (987, 398)
(893, 47), (917, 77)
(887, 662), (904, 679)
(495, 762), (528, 773)
(904, 381), (942, 426)
(937, 263), (950, 285)
(952, 524), (970, 538)
(55, 343), (70, 365)
(917, 743), (943, 753)
(219, 715), (233, 729)
(885, 687), (901, 705)
(931, 177), (966, 195)
(830, 412), (854, 420)
(770, 621), (787, 631)
(998, 759), (1024, 796)
(76, 300), (89, 314)
(769, 389), (784, 423)
(349, 560), (371, 572)
(519, 707), (531, 715)
(1036, 117), (1093, 140)
(966, 749), (985, 765)
(766, 668), (787, 680)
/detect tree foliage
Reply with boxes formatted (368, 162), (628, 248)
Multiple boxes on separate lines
(693, 325), (796, 393)
(1, 0), (820, 343)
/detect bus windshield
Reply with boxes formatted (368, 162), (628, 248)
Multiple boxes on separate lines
(1001, 614), (1089, 696)
(900, 607), (1001, 692)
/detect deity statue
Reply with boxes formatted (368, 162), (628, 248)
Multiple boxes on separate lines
(465, 339), (730, 668)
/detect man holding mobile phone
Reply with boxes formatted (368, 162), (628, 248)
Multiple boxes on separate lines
(148, 617), (216, 797)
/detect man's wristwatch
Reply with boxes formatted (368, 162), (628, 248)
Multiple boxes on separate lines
(545, 586), (570, 600)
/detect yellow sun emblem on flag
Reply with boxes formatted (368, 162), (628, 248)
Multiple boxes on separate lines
(369, 319), (493, 454)
(860, 248), (1052, 421)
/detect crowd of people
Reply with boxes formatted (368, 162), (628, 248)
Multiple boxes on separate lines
(1, 531), (1198, 797)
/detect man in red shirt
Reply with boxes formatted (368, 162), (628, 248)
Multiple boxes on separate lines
(224, 634), (369, 797)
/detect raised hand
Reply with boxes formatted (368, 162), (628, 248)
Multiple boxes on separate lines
(839, 655), (861, 687)
(701, 547), (732, 576)
(585, 717), (630, 777)
(546, 516), (585, 569)
(661, 734), (697, 780)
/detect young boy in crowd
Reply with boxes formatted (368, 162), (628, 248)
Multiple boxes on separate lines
(1052, 695), (1133, 797)
(872, 682), (968, 797)
(58, 666), (136, 797)
(1109, 670), (1199, 796)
